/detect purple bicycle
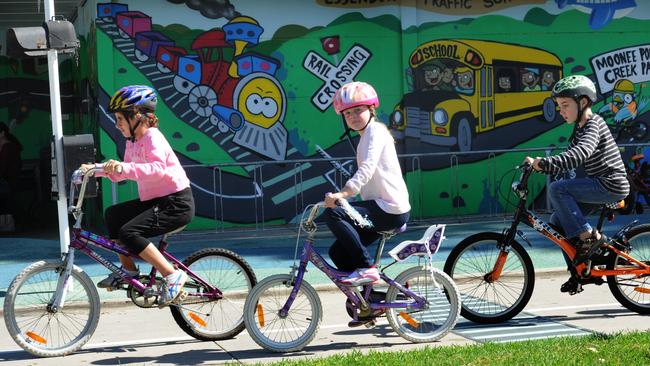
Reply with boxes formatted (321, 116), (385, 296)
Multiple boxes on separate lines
(3, 166), (256, 357)
(243, 200), (460, 352)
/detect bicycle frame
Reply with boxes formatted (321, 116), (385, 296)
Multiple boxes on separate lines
(52, 167), (222, 310)
(280, 204), (428, 317)
(490, 164), (650, 281)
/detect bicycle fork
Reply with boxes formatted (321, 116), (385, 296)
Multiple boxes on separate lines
(49, 249), (76, 312)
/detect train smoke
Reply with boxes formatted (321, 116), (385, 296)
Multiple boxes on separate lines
(166, 0), (240, 20)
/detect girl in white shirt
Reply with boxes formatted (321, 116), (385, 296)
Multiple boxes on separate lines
(323, 81), (411, 286)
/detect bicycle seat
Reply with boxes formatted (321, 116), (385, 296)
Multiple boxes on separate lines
(161, 225), (187, 240)
(378, 223), (407, 237)
(388, 224), (445, 262)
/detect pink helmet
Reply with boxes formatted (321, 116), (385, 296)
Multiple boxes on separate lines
(332, 81), (379, 114)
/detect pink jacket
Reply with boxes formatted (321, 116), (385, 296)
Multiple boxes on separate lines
(97, 128), (190, 201)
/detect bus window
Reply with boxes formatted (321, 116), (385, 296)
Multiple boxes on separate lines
(495, 68), (516, 93)
(413, 60), (460, 92)
(455, 67), (474, 95)
(541, 69), (559, 91)
(521, 67), (541, 92)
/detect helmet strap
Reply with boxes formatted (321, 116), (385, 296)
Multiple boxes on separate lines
(128, 113), (144, 142)
(574, 97), (589, 124)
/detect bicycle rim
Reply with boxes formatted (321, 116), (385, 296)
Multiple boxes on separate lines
(243, 275), (322, 352)
(447, 235), (534, 322)
(3, 261), (99, 357)
(607, 226), (650, 313)
(172, 249), (255, 340)
(386, 267), (460, 343)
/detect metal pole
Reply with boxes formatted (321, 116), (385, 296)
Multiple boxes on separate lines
(45, 0), (70, 254)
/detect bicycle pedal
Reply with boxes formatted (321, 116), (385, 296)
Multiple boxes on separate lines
(175, 290), (188, 303)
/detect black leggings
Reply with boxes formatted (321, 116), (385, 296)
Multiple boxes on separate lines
(105, 188), (194, 253)
(323, 200), (409, 272)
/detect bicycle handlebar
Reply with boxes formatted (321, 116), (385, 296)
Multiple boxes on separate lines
(69, 163), (123, 215)
(301, 198), (374, 232)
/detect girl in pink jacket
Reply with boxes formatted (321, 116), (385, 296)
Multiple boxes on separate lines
(82, 85), (194, 305)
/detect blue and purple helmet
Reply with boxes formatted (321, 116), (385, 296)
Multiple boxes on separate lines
(108, 85), (158, 113)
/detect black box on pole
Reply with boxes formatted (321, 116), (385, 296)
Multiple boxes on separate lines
(61, 134), (97, 198)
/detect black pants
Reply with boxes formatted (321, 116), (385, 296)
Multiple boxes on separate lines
(105, 187), (194, 253)
(323, 200), (409, 272)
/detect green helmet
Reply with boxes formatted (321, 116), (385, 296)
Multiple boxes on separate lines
(551, 75), (597, 103)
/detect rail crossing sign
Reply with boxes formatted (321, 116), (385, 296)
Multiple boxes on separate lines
(303, 44), (372, 111)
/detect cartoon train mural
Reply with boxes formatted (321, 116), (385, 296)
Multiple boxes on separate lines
(94, 2), (345, 226)
(97, 3), (287, 161)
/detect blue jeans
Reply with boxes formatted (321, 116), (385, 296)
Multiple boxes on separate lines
(548, 178), (627, 239)
(322, 200), (409, 272)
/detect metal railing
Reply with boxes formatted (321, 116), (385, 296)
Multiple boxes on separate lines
(110, 142), (649, 232)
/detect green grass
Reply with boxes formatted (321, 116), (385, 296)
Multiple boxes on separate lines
(253, 332), (650, 366)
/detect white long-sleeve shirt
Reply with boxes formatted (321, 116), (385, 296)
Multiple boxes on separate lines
(344, 121), (411, 215)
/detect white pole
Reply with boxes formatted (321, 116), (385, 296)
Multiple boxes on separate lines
(44, 0), (70, 254)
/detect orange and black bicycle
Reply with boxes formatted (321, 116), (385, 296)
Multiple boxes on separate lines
(443, 163), (650, 323)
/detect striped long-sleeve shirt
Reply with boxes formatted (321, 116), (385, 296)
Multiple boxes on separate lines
(539, 114), (629, 196)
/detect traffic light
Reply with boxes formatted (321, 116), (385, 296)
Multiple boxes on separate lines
(6, 16), (79, 59)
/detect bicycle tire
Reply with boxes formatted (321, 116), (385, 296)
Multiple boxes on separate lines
(606, 224), (650, 314)
(443, 232), (535, 323)
(170, 248), (257, 340)
(386, 267), (460, 343)
(3, 260), (100, 357)
(243, 274), (322, 352)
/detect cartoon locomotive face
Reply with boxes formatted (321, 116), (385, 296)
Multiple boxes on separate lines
(237, 76), (284, 129)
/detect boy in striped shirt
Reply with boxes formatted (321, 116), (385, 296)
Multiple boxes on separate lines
(524, 75), (629, 292)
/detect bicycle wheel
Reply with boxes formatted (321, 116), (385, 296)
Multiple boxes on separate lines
(386, 267), (460, 343)
(444, 232), (535, 323)
(3, 260), (100, 357)
(170, 248), (256, 340)
(243, 274), (322, 352)
(607, 224), (650, 314)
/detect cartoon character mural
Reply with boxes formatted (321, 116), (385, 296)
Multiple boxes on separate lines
(590, 44), (650, 142)
(389, 39), (561, 152)
(98, 3), (287, 161)
(83, 1), (650, 226)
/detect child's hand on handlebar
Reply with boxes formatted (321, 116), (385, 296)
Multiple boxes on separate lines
(523, 156), (544, 171)
(78, 163), (95, 175)
(324, 192), (345, 208)
(103, 159), (123, 174)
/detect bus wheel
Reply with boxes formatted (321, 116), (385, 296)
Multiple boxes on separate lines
(542, 97), (556, 122)
(454, 117), (473, 152)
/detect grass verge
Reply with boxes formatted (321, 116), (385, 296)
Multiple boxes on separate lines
(253, 331), (650, 366)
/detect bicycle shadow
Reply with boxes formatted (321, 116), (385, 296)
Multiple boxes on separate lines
(542, 307), (639, 322)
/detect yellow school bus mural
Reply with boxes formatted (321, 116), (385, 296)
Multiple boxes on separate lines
(390, 39), (562, 151)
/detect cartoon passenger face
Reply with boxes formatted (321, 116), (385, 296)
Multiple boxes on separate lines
(238, 76), (284, 128)
(442, 67), (454, 84)
(457, 70), (473, 90)
(522, 69), (540, 89)
(542, 71), (555, 89)
(424, 66), (442, 87)
(498, 76), (511, 91)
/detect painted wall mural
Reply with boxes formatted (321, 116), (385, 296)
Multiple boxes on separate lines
(78, 0), (650, 230)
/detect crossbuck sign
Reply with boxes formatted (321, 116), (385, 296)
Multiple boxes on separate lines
(303, 44), (372, 111)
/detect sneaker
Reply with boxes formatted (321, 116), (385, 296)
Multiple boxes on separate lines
(560, 276), (605, 295)
(159, 269), (187, 306)
(573, 235), (607, 265)
(340, 267), (380, 286)
(97, 268), (139, 289)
